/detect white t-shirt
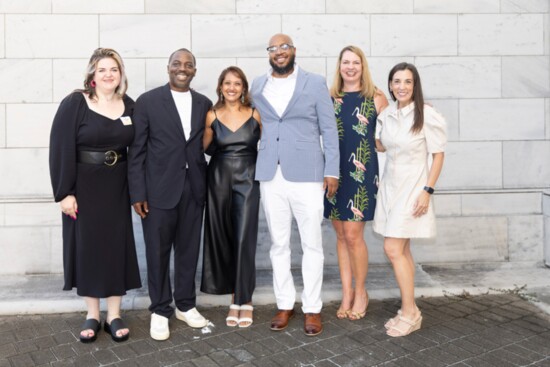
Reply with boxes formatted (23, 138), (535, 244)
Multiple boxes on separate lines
(170, 89), (192, 139)
(261, 66), (298, 117)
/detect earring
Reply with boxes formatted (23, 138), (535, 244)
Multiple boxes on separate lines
(90, 80), (96, 88)
(241, 95), (245, 103)
(220, 93), (224, 101)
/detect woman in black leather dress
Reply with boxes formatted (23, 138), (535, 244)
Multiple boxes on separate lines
(201, 66), (261, 328)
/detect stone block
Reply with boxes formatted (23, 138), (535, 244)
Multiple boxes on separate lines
(6, 104), (58, 148)
(0, 17), (4, 58)
(462, 192), (542, 216)
(238, 58), (273, 85)
(414, 217), (508, 263)
(545, 214), (550, 267)
(0, 105), (5, 147)
(502, 57), (550, 98)
(508, 215), (544, 262)
(145, 0), (235, 13)
(145, 59), (169, 92)
(0, 149), (51, 199)
(5, 202), (60, 227)
(372, 15), (457, 56)
(283, 15), (370, 57)
(438, 142), (502, 190)
(0, 227), (53, 274)
(0, 60), (52, 103)
(364, 57), (415, 97)
(100, 15), (191, 58)
(53, 0), (143, 13)
(0, 0), (51, 12)
(326, 0), (413, 13)
(460, 99), (545, 141)
(547, 99), (550, 140)
(433, 194), (461, 217)
(458, 14), (544, 55)
(124, 59), (146, 100)
(544, 191), (550, 216)
(428, 99), (458, 142)
(237, 0), (325, 13)
(193, 15), (280, 57)
(52, 59), (87, 103)
(6, 15), (98, 58)
(415, 57), (501, 99)
(503, 141), (550, 188)
(413, 0), (499, 13)
(501, 0), (549, 13)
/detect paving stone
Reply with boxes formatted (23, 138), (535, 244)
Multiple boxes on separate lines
(251, 356), (282, 367)
(393, 356), (426, 367)
(9, 353), (36, 367)
(51, 344), (76, 360)
(408, 349), (451, 367)
(92, 348), (120, 364)
(330, 348), (381, 366)
(487, 348), (534, 366)
(29, 349), (56, 365)
(0, 342), (17, 359)
(208, 350), (240, 366)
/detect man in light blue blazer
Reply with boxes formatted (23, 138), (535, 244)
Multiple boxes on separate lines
(251, 33), (339, 336)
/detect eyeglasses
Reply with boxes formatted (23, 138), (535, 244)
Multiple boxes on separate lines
(266, 43), (294, 53)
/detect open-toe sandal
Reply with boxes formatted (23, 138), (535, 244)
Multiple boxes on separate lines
(384, 309), (402, 329)
(79, 318), (101, 343)
(386, 313), (422, 337)
(238, 305), (254, 328)
(226, 304), (240, 327)
(336, 308), (350, 319)
(104, 318), (129, 342)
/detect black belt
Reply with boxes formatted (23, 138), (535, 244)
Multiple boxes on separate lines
(77, 150), (127, 166)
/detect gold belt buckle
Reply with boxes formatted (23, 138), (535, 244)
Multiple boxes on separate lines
(104, 150), (118, 166)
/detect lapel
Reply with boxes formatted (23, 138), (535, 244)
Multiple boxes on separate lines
(161, 84), (186, 141)
(253, 75), (279, 118)
(281, 68), (307, 118)
(187, 90), (203, 142)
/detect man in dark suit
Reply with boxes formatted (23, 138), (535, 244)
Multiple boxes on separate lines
(128, 48), (212, 341)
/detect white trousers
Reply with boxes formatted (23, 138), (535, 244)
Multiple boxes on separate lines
(260, 166), (325, 313)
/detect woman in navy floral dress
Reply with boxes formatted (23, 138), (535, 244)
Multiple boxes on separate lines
(324, 46), (388, 320)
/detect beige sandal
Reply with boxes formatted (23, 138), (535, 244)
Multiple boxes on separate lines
(336, 308), (350, 319)
(384, 309), (402, 329)
(238, 305), (253, 328)
(226, 304), (240, 327)
(386, 313), (422, 337)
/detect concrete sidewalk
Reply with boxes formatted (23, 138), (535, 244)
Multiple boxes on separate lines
(0, 262), (549, 366)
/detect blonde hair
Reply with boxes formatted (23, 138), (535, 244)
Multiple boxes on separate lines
(330, 45), (375, 99)
(82, 48), (128, 100)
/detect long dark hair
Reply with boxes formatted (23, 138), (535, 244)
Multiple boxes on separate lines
(388, 62), (424, 134)
(213, 66), (252, 110)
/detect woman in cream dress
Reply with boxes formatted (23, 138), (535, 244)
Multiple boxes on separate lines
(373, 63), (446, 337)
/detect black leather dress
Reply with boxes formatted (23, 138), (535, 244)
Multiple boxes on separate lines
(201, 111), (261, 305)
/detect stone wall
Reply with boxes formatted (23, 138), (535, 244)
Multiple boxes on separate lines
(0, 0), (549, 275)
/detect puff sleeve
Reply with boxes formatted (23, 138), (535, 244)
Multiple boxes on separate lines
(423, 105), (447, 154)
(49, 92), (86, 202)
(375, 108), (388, 140)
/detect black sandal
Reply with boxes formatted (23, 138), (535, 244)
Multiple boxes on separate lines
(104, 318), (129, 342)
(79, 318), (101, 343)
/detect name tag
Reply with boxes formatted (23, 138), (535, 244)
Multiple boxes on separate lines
(120, 116), (132, 125)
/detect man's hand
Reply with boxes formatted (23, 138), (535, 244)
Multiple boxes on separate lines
(323, 177), (338, 198)
(133, 201), (149, 219)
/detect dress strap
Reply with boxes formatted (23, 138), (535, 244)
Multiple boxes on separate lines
(213, 109), (218, 119)
(251, 107), (255, 118)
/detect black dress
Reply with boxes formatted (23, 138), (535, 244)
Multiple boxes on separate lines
(201, 110), (261, 305)
(49, 92), (142, 298)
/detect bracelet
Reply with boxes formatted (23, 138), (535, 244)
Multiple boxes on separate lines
(423, 186), (434, 194)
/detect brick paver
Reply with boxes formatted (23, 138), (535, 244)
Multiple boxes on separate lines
(0, 294), (549, 366)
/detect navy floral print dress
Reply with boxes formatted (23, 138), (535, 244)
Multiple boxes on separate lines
(323, 91), (378, 222)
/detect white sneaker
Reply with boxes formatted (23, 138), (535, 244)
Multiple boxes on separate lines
(175, 307), (208, 328)
(150, 313), (169, 341)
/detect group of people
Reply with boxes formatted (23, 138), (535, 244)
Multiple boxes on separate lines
(49, 33), (446, 344)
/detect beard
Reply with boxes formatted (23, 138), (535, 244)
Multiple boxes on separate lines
(270, 54), (296, 76)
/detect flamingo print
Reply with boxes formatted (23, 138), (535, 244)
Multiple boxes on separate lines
(352, 107), (369, 125)
(349, 152), (366, 171)
(347, 199), (364, 219)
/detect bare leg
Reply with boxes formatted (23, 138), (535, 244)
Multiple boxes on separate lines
(106, 296), (128, 337)
(227, 294), (239, 327)
(384, 237), (421, 336)
(82, 297), (100, 338)
(332, 220), (354, 317)
(342, 221), (369, 319)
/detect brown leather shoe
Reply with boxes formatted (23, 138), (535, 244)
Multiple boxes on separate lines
(304, 313), (323, 336)
(270, 309), (294, 331)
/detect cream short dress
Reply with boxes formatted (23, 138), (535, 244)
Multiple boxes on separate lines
(373, 102), (447, 239)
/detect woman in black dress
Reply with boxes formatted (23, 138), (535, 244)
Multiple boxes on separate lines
(49, 48), (141, 343)
(201, 66), (261, 328)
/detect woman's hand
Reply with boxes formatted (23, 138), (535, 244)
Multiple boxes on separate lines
(412, 191), (430, 218)
(60, 195), (78, 220)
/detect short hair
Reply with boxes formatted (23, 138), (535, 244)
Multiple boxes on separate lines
(82, 48), (128, 99)
(168, 48), (196, 66)
(330, 45), (376, 99)
(213, 66), (252, 110)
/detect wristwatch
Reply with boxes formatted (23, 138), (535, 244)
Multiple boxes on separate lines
(423, 186), (435, 194)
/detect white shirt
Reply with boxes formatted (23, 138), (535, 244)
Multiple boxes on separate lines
(171, 89), (192, 139)
(262, 66), (298, 117)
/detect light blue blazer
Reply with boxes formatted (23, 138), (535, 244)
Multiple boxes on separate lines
(251, 68), (339, 182)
